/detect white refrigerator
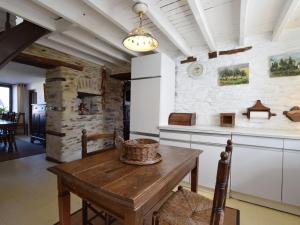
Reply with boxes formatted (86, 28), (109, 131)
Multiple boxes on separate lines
(130, 53), (175, 140)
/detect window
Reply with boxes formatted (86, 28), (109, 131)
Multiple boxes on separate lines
(0, 84), (12, 112)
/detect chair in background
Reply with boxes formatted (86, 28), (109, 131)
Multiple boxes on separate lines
(6, 123), (17, 151)
(152, 140), (238, 225)
(81, 129), (116, 225)
(0, 126), (8, 146)
(16, 113), (27, 135)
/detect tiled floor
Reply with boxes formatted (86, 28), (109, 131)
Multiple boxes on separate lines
(0, 154), (81, 225)
(0, 154), (300, 225)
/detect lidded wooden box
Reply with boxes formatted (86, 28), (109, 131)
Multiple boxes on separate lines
(168, 113), (196, 126)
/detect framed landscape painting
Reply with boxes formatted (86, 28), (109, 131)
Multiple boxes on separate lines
(218, 63), (249, 86)
(270, 51), (300, 77)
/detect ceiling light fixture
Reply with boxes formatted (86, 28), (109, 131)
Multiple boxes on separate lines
(123, 2), (158, 52)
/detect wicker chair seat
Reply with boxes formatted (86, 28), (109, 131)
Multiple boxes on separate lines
(157, 188), (223, 225)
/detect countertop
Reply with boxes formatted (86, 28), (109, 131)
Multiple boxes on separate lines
(159, 125), (300, 140)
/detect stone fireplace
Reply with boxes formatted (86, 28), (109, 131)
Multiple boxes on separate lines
(21, 44), (124, 162)
(45, 66), (123, 162)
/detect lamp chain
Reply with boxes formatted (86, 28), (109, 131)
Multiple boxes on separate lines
(139, 12), (143, 27)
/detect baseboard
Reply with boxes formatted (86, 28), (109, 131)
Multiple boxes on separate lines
(230, 191), (300, 216)
(45, 156), (63, 164)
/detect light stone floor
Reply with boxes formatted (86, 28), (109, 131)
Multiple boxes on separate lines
(0, 154), (300, 225)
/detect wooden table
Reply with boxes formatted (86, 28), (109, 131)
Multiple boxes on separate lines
(0, 119), (17, 151)
(49, 145), (201, 225)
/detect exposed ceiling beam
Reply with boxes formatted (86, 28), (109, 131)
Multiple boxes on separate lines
(187, 0), (217, 52)
(83, 0), (132, 33)
(62, 27), (131, 63)
(55, 18), (74, 32)
(32, 0), (138, 56)
(239, 0), (249, 46)
(131, 0), (193, 56)
(36, 38), (115, 68)
(47, 33), (128, 67)
(272, 0), (300, 41)
(82, 0), (169, 56)
(0, 0), (56, 31)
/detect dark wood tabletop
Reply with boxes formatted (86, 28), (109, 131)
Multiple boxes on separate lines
(49, 145), (202, 225)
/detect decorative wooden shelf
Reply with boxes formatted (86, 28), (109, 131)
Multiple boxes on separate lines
(77, 92), (101, 98)
(243, 100), (276, 119)
(283, 106), (300, 122)
(220, 113), (235, 127)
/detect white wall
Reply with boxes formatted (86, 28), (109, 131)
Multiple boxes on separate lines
(27, 81), (45, 104)
(175, 35), (300, 131)
(0, 62), (46, 129)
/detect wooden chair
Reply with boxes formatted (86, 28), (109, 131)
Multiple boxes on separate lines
(16, 113), (27, 135)
(81, 129), (117, 225)
(152, 140), (237, 225)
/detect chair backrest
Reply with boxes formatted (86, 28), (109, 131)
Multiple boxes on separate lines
(16, 113), (25, 124)
(210, 140), (233, 225)
(81, 129), (116, 158)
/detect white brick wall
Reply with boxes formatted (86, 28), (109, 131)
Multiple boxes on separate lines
(175, 35), (300, 130)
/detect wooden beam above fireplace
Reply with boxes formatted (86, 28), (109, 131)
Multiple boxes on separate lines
(13, 53), (84, 71)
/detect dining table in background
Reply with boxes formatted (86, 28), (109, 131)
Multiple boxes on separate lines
(0, 119), (17, 151)
(49, 145), (201, 225)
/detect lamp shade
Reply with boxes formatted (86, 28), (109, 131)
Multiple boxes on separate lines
(123, 27), (158, 52)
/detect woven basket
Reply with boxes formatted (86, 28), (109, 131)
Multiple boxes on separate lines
(123, 139), (159, 162)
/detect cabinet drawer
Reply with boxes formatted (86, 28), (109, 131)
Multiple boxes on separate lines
(160, 131), (190, 141)
(160, 139), (190, 148)
(284, 139), (300, 151)
(233, 135), (283, 149)
(191, 133), (230, 145)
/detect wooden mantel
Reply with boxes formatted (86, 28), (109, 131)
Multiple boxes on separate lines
(13, 53), (84, 71)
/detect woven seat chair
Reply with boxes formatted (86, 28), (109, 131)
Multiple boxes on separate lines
(153, 140), (235, 225)
(81, 129), (117, 225)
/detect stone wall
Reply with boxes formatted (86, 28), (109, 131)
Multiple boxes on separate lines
(25, 44), (123, 162)
(175, 35), (300, 130)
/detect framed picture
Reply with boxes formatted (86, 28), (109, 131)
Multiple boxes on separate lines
(270, 51), (300, 77)
(218, 63), (249, 86)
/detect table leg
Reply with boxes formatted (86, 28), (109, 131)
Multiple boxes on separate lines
(124, 209), (143, 225)
(191, 156), (199, 193)
(58, 178), (71, 225)
(7, 128), (13, 151)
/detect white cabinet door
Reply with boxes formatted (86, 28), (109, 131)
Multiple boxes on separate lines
(282, 149), (300, 206)
(130, 78), (160, 135)
(191, 143), (224, 189)
(231, 145), (282, 202)
(160, 139), (191, 183)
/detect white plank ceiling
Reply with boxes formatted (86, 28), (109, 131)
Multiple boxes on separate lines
(0, 0), (300, 72)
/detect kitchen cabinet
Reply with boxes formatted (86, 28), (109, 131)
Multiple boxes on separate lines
(231, 145), (283, 202)
(191, 133), (230, 189)
(31, 104), (46, 145)
(191, 143), (224, 189)
(159, 126), (300, 214)
(282, 139), (300, 206)
(160, 130), (191, 182)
